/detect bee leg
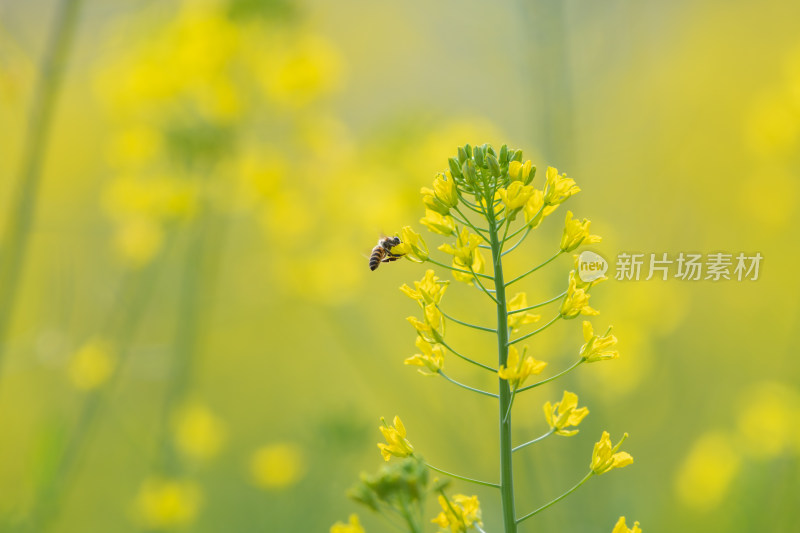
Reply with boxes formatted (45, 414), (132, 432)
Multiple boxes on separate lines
(382, 256), (400, 263)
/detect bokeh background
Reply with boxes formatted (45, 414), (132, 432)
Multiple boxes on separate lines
(1, 0), (799, 531)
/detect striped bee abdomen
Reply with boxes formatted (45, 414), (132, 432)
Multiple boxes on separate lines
(369, 246), (385, 271)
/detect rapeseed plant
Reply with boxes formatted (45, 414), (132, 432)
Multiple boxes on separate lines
(334, 144), (640, 532)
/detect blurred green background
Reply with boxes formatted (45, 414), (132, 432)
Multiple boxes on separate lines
(1, 0), (799, 531)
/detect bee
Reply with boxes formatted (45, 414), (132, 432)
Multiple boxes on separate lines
(369, 236), (404, 271)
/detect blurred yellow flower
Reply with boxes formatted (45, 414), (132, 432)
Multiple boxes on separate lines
(420, 209), (456, 236)
(579, 321), (619, 363)
(431, 493), (483, 532)
(590, 431), (633, 475)
(736, 381), (800, 459)
(250, 443), (307, 489)
(675, 431), (741, 510)
(543, 391), (589, 436)
(560, 211), (602, 252)
(68, 339), (116, 391)
(506, 292), (541, 332)
(378, 416), (414, 461)
(172, 403), (227, 462)
(114, 216), (164, 268)
(612, 516), (642, 533)
(135, 477), (202, 529)
(330, 514), (365, 533)
(498, 346), (547, 390)
(543, 166), (580, 206)
(404, 336), (444, 375)
(255, 31), (343, 108)
(107, 126), (163, 169)
(400, 269), (449, 306)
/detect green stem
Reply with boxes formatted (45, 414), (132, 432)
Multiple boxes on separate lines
(512, 428), (555, 452)
(488, 199), (517, 533)
(439, 371), (498, 398)
(507, 291), (567, 314)
(516, 359), (584, 393)
(437, 305), (496, 333)
(426, 463), (500, 489)
(516, 472), (594, 524)
(508, 314), (561, 346)
(0, 0), (83, 380)
(501, 226), (531, 257)
(439, 340), (496, 373)
(504, 250), (563, 287)
(425, 257), (495, 280)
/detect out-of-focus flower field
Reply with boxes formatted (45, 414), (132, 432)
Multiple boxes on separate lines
(0, 0), (799, 531)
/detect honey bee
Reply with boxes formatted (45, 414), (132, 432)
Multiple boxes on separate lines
(369, 236), (404, 271)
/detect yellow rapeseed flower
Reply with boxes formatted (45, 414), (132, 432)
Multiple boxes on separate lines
(422, 186), (452, 215)
(431, 493), (483, 532)
(506, 292), (541, 332)
(378, 416), (414, 461)
(406, 304), (444, 343)
(399, 269), (449, 306)
(439, 227), (486, 284)
(135, 477), (202, 529)
(523, 188), (557, 228)
(579, 321), (619, 363)
(508, 159), (535, 185)
(498, 181), (535, 214)
(543, 166), (580, 205)
(68, 339), (116, 391)
(404, 336), (444, 375)
(612, 516), (642, 533)
(590, 431), (633, 475)
(433, 171), (459, 208)
(331, 514), (366, 533)
(560, 274), (600, 319)
(420, 209), (456, 236)
(560, 211), (602, 252)
(250, 443), (307, 489)
(391, 226), (429, 262)
(543, 391), (589, 436)
(498, 346), (547, 390)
